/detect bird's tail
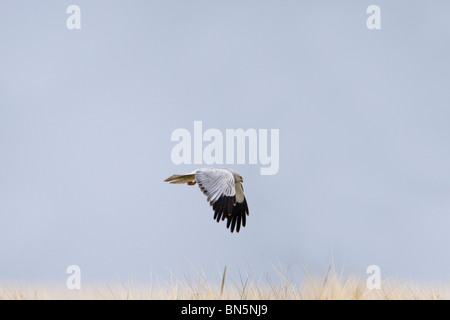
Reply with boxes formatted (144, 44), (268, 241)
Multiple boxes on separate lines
(164, 173), (196, 185)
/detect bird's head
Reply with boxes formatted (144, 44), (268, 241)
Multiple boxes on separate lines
(228, 169), (244, 183)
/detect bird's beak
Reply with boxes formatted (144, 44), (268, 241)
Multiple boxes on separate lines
(240, 176), (244, 183)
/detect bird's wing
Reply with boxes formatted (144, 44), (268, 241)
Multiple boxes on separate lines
(226, 181), (249, 233)
(195, 168), (236, 206)
(195, 168), (249, 233)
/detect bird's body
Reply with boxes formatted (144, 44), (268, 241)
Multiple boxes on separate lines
(164, 168), (249, 233)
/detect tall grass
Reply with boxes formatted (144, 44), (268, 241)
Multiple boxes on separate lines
(0, 266), (447, 300)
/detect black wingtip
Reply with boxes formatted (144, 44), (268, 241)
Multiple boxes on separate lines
(223, 197), (248, 234)
(210, 195), (248, 234)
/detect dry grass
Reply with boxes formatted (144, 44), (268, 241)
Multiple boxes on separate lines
(0, 266), (447, 300)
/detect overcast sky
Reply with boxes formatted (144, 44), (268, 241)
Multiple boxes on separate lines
(1, 1), (450, 285)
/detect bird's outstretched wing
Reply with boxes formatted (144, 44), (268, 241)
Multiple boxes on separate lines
(195, 168), (249, 233)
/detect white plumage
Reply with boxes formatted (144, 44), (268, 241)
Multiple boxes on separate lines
(164, 168), (249, 233)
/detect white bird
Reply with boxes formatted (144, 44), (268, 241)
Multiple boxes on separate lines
(164, 168), (249, 233)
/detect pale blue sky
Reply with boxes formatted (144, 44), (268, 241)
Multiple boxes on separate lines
(0, 1), (449, 285)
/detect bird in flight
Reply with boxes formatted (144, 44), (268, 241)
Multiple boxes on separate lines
(164, 168), (249, 233)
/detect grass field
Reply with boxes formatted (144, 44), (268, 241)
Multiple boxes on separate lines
(0, 266), (447, 300)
